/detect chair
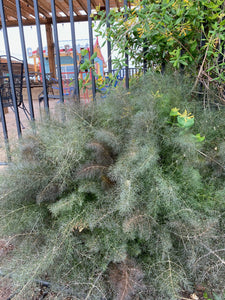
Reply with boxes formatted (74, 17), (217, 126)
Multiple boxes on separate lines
(38, 78), (75, 106)
(0, 56), (30, 122)
(38, 74), (79, 106)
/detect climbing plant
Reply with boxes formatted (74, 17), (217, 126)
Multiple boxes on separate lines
(94, 0), (225, 99)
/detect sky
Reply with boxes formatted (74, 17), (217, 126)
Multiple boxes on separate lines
(0, 22), (108, 65)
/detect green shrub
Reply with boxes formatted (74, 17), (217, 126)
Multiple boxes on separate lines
(0, 71), (225, 299)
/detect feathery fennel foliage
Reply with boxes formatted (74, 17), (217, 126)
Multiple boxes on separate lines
(0, 71), (225, 299)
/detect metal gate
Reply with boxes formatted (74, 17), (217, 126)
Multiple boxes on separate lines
(0, 0), (137, 164)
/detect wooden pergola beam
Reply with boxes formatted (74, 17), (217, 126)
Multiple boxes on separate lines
(0, 0), (124, 27)
(1, 14), (90, 27)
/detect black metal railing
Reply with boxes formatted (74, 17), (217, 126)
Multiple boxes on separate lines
(105, 67), (145, 80)
(0, 0), (148, 164)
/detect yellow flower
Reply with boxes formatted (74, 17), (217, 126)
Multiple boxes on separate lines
(137, 26), (145, 38)
(179, 109), (194, 119)
(172, 1), (177, 7)
(183, 0), (193, 6)
(97, 75), (104, 84)
(131, 0), (140, 7)
(170, 107), (180, 116)
(152, 90), (161, 98)
(124, 17), (137, 29)
(96, 4), (101, 12)
(172, 107), (180, 113)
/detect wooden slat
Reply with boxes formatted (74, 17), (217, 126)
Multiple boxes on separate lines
(22, 0), (50, 18)
(72, 0), (81, 15)
(39, 0), (62, 18)
(54, 0), (70, 17)
(60, 0), (81, 16)
(91, 0), (98, 9)
(5, 0), (35, 21)
(3, 0), (17, 20)
(17, 0), (37, 17)
(4, 5), (18, 20)
(6, 0), (28, 18)
(60, 0), (72, 13)
(76, 0), (88, 14)
(111, 0), (123, 9)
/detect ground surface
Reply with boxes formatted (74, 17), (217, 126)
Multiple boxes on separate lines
(0, 87), (90, 165)
(0, 87), (48, 163)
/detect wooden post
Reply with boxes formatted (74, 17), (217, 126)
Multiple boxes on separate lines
(45, 23), (56, 79)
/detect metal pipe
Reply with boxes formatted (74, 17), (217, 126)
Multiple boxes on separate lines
(69, 0), (80, 102)
(0, 270), (79, 298)
(0, 0), (22, 137)
(87, 0), (96, 100)
(105, 0), (112, 74)
(0, 162), (8, 166)
(51, 0), (64, 103)
(16, 0), (35, 121)
(33, 0), (49, 113)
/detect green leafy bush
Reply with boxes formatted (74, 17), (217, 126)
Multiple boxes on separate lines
(0, 72), (225, 299)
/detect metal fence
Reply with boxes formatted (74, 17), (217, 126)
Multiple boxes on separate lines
(0, 0), (146, 164)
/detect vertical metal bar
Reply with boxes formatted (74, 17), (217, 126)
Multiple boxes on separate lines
(69, 0), (80, 102)
(0, 95), (11, 162)
(105, 0), (112, 74)
(87, 0), (96, 100)
(16, 0), (35, 121)
(0, 0), (22, 138)
(143, 4), (147, 74)
(199, 5), (207, 103)
(51, 0), (64, 103)
(124, 0), (129, 89)
(33, 0), (49, 113)
(0, 98), (8, 141)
